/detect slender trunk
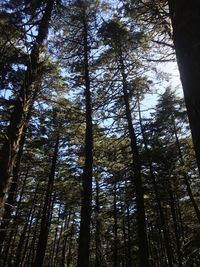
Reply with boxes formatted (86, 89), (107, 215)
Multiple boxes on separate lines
(29, 206), (43, 266)
(51, 203), (63, 267)
(0, 166), (29, 256)
(124, 178), (132, 267)
(0, 0), (54, 213)
(15, 207), (36, 267)
(34, 135), (59, 267)
(119, 55), (149, 266)
(61, 211), (72, 267)
(171, 115), (200, 223)
(113, 181), (118, 267)
(67, 219), (75, 267)
(95, 177), (103, 267)
(0, 143), (28, 252)
(1, 87), (40, 226)
(168, 0), (200, 174)
(138, 96), (174, 267)
(14, 181), (40, 267)
(167, 178), (183, 267)
(77, 13), (93, 267)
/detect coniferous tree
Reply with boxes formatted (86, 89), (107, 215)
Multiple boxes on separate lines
(0, 0), (55, 213)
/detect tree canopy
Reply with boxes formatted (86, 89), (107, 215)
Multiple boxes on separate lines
(0, 1), (200, 266)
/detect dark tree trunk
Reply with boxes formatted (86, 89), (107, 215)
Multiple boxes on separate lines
(0, 166), (29, 255)
(119, 55), (150, 266)
(113, 181), (118, 267)
(0, 0), (54, 213)
(77, 13), (93, 267)
(167, 178), (183, 267)
(34, 135), (59, 267)
(60, 211), (72, 267)
(51, 203), (63, 267)
(0, 131), (31, 253)
(168, 0), (200, 174)
(14, 181), (40, 267)
(125, 178), (132, 267)
(171, 115), (200, 223)
(66, 217), (76, 267)
(1, 87), (40, 227)
(95, 177), (103, 267)
(138, 96), (174, 267)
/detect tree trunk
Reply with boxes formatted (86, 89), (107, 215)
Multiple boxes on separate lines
(171, 115), (200, 223)
(0, 0), (54, 213)
(60, 211), (72, 267)
(77, 13), (93, 267)
(34, 135), (59, 267)
(113, 181), (118, 267)
(138, 96), (174, 267)
(95, 176), (103, 267)
(168, 0), (200, 174)
(119, 55), (150, 266)
(0, 168), (30, 267)
(167, 177), (183, 267)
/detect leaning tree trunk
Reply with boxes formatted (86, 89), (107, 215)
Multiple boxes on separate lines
(168, 0), (200, 174)
(119, 54), (150, 267)
(77, 13), (93, 267)
(0, 0), (54, 213)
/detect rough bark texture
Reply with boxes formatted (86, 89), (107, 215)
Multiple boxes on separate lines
(0, 0), (54, 213)
(168, 0), (200, 174)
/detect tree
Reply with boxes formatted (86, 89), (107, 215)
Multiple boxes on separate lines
(55, 1), (103, 265)
(99, 19), (150, 266)
(0, 0), (55, 213)
(123, 0), (200, 174)
(167, 0), (200, 174)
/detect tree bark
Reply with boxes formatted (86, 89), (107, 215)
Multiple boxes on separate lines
(119, 55), (150, 266)
(168, 0), (200, 174)
(0, 0), (54, 213)
(171, 115), (200, 223)
(34, 135), (59, 267)
(95, 177), (104, 267)
(77, 11), (93, 267)
(113, 181), (118, 267)
(138, 96), (174, 267)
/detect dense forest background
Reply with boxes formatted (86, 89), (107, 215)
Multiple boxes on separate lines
(0, 0), (200, 266)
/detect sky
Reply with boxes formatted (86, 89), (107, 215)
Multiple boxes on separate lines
(141, 61), (182, 117)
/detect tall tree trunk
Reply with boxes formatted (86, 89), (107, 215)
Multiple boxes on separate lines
(124, 178), (132, 267)
(0, 134), (30, 253)
(168, 0), (200, 174)
(60, 211), (72, 267)
(113, 181), (118, 267)
(138, 96), (174, 267)
(167, 177), (183, 267)
(77, 12), (93, 267)
(0, 0), (54, 213)
(34, 135), (59, 267)
(1, 86), (40, 227)
(0, 166), (29, 255)
(95, 176), (103, 267)
(171, 115), (200, 223)
(119, 55), (149, 266)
